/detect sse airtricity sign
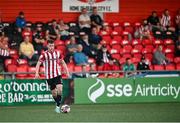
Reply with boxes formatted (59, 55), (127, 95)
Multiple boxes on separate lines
(74, 77), (180, 104)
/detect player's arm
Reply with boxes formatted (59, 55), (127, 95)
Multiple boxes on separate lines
(60, 59), (70, 78)
(35, 61), (42, 79)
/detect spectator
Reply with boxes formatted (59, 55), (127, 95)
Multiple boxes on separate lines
(175, 9), (180, 36)
(32, 26), (46, 55)
(153, 45), (169, 65)
(15, 11), (26, 32)
(147, 11), (161, 32)
(78, 8), (91, 34)
(88, 63), (99, 78)
(73, 44), (88, 66)
(175, 35), (180, 56)
(22, 26), (33, 42)
(19, 36), (38, 66)
(90, 7), (103, 32)
(160, 9), (175, 32)
(57, 19), (69, 41)
(123, 58), (135, 77)
(137, 56), (150, 71)
(134, 19), (152, 41)
(0, 36), (10, 58)
(0, 17), (4, 37)
(89, 27), (102, 48)
(78, 34), (96, 58)
(46, 19), (59, 40)
(64, 36), (78, 63)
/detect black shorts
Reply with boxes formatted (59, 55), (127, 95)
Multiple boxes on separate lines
(46, 75), (62, 90)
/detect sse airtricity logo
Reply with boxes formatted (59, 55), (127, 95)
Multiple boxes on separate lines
(88, 79), (105, 103)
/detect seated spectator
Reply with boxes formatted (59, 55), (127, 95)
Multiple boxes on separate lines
(87, 63), (99, 78)
(123, 58), (135, 77)
(32, 26), (46, 55)
(0, 18), (4, 37)
(78, 8), (91, 34)
(64, 36), (78, 63)
(175, 9), (180, 36)
(89, 27), (102, 48)
(134, 19), (152, 41)
(137, 56), (150, 71)
(78, 34), (96, 58)
(46, 19), (59, 40)
(175, 35), (180, 56)
(22, 26), (33, 42)
(15, 11), (26, 32)
(0, 36), (10, 58)
(57, 19), (69, 41)
(100, 24), (112, 35)
(90, 7), (103, 32)
(147, 11), (161, 32)
(19, 36), (38, 66)
(160, 9), (175, 32)
(73, 44), (88, 66)
(153, 45), (169, 65)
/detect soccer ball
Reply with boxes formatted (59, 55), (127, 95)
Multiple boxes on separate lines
(61, 104), (70, 113)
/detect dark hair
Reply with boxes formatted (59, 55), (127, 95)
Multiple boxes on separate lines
(47, 39), (54, 44)
(126, 58), (130, 61)
(152, 11), (157, 14)
(19, 11), (24, 15)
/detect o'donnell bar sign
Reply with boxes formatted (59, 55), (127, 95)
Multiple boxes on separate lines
(62, 0), (119, 12)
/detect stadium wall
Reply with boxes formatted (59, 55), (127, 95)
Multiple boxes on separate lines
(0, 0), (179, 23)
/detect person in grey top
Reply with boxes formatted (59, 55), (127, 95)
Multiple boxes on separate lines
(153, 45), (169, 65)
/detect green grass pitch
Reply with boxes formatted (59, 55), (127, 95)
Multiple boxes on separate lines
(0, 103), (180, 122)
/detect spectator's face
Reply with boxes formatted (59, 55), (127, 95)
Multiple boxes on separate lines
(158, 46), (163, 51)
(90, 63), (96, 71)
(127, 59), (131, 65)
(82, 8), (87, 14)
(70, 37), (76, 44)
(52, 21), (57, 26)
(24, 36), (30, 43)
(165, 10), (169, 16)
(102, 47), (107, 52)
(20, 14), (24, 18)
(82, 35), (88, 41)
(93, 8), (98, 14)
(59, 20), (64, 25)
(37, 27), (42, 31)
(77, 45), (83, 52)
(48, 43), (55, 51)
(92, 28), (97, 34)
(152, 12), (157, 17)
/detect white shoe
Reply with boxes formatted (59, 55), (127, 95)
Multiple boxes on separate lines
(55, 106), (61, 113)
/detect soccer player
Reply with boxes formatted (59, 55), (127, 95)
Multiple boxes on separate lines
(35, 39), (70, 113)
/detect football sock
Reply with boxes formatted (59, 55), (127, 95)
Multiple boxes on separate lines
(56, 95), (62, 107)
(53, 96), (58, 105)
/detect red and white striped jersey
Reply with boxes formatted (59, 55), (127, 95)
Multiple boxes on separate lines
(0, 49), (9, 56)
(39, 50), (62, 79)
(160, 14), (171, 27)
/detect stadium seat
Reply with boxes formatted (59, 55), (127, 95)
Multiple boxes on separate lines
(102, 35), (111, 44)
(122, 54), (132, 59)
(16, 65), (28, 79)
(153, 65), (165, 71)
(121, 40), (131, 46)
(111, 44), (121, 50)
(110, 39), (120, 45)
(134, 44), (143, 51)
(110, 49), (120, 54)
(113, 26), (123, 35)
(9, 49), (19, 59)
(176, 63), (180, 70)
(111, 31), (119, 36)
(144, 53), (153, 62)
(164, 39), (174, 46)
(67, 63), (74, 73)
(142, 39), (152, 46)
(97, 65), (103, 71)
(153, 39), (163, 46)
(18, 59), (28, 65)
(144, 45), (154, 51)
(54, 40), (65, 46)
(7, 64), (17, 72)
(132, 39), (141, 46)
(131, 57), (141, 64)
(165, 64), (176, 70)
(112, 35), (122, 42)
(142, 47), (153, 54)
(88, 58), (96, 64)
(112, 54), (121, 60)
(74, 66), (82, 72)
(28, 67), (36, 78)
(121, 46), (132, 55)
(5, 59), (13, 67)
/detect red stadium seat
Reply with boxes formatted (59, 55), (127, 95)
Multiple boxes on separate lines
(132, 39), (141, 46)
(28, 67), (36, 78)
(112, 35), (122, 42)
(9, 49), (19, 59)
(110, 49), (120, 54)
(54, 40), (65, 46)
(153, 39), (163, 46)
(16, 65), (28, 79)
(165, 64), (176, 70)
(142, 48), (152, 54)
(164, 39), (174, 45)
(88, 58), (96, 64)
(142, 39), (152, 46)
(176, 63), (180, 70)
(153, 65), (165, 71)
(112, 54), (121, 60)
(7, 64), (17, 72)
(144, 53), (153, 62)
(110, 39), (120, 45)
(5, 59), (13, 67)
(174, 57), (180, 64)
(74, 66), (82, 72)
(111, 44), (121, 50)
(102, 35), (111, 44)
(111, 31), (119, 36)
(134, 44), (143, 51)
(121, 46), (132, 55)
(67, 63), (74, 73)
(18, 59), (28, 65)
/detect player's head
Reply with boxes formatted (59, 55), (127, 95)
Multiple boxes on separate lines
(47, 39), (55, 52)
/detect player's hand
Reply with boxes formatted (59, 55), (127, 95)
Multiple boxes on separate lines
(34, 73), (40, 79)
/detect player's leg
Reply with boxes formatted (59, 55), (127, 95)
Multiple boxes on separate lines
(56, 84), (63, 107)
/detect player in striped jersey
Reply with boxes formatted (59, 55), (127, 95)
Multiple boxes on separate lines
(35, 39), (70, 113)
